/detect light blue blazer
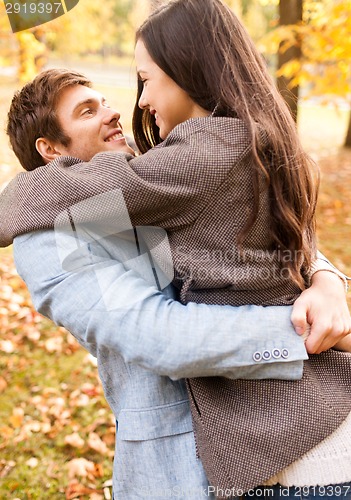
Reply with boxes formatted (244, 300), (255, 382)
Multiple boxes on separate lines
(14, 230), (307, 499)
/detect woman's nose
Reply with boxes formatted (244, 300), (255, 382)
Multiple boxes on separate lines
(138, 90), (148, 110)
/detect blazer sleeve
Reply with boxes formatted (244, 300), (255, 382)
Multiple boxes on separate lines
(13, 230), (308, 381)
(0, 117), (251, 247)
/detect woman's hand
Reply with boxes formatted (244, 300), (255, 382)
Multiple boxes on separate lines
(333, 334), (351, 353)
(290, 271), (351, 354)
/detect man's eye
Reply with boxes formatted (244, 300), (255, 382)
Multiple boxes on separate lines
(82, 109), (93, 115)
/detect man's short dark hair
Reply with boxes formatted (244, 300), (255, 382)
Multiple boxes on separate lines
(7, 68), (92, 171)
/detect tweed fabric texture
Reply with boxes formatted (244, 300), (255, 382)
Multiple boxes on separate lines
(1, 117), (350, 494)
(187, 350), (351, 497)
(0, 117), (301, 306)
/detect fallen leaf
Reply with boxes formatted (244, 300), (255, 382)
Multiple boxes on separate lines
(23, 420), (42, 433)
(81, 383), (101, 397)
(25, 328), (41, 342)
(0, 425), (14, 441)
(65, 479), (102, 499)
(66, 458), (96, 479)
(103, 487), (112, 500)
(26, 457), (39, 468)
(92, 463), (104, 478)
(71, 393), (91, 407)
(0, 376), (8, 392)
(90, 493), (104, 500)
(65, 433), (85, 449)
(85, 353), (98, 367)
(88, 433), (112, 456)
(9, 408), (24, 428)
(0, 460), (16, 478)
(0, 340), (15, 353)
(45, 336), (63, 353)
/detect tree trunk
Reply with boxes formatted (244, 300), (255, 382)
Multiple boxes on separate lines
(277, 0), (303, 121)
(344, 112), (351, 148)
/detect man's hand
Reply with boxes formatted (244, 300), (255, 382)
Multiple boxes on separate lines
(291, 271), (351, 354)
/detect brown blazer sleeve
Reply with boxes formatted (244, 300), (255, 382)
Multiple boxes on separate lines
(0, 117), (250, 247)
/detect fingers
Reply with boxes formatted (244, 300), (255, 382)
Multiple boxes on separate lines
(291, 282), (351, 354)
(290, 297), (308, 336)
(304, 325), (330, 354)
(306, 316), (351, 354)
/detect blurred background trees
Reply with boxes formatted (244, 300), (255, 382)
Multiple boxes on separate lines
(261, 0), (351, 146)
(0, 0), (350, 134)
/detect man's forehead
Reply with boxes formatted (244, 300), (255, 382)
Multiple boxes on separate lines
(56, 85), (104, 113)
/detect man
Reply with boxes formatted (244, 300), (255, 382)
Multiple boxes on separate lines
(2, 69), (350, 498)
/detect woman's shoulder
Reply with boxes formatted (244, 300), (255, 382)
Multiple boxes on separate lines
(163, 116), (251, 151)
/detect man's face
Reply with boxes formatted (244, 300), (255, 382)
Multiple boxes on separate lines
(53, 85), (135, 161)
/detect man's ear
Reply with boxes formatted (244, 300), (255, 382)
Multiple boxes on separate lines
(35, 137), (63, 163)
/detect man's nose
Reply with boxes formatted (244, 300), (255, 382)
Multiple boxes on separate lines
(103, 108), (121, 124)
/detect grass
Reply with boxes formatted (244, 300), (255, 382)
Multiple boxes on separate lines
(0, 349), (111, 498)
(0, 72), (351, 498)
(0, 248), (115, 499)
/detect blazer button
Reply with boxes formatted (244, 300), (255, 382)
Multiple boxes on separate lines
(281, 348), (289, 359)
(272, 348), (281, 359)
(253, 351), (262, 362)
(262, 350), (271, 361)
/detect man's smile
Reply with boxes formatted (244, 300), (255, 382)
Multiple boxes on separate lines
(105, 129), (125, 143)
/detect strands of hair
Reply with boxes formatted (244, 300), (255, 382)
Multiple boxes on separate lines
(132, 0), (319, 287)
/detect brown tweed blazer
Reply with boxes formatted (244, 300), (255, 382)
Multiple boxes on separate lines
(0, 116), (301, 306)
(1, 117), (351, 495)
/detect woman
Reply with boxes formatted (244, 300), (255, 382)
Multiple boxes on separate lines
(132, 0), (351, 497)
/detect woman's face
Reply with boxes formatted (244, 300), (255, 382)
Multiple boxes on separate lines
(135, 39), (210, 139)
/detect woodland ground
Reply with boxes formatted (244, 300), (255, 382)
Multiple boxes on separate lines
(0, 72), (350, 499)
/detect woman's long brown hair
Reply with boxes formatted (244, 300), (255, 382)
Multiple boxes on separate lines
(132, 0), (319, 288)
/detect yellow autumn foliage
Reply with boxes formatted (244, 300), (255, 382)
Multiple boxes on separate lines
(16, 32), (47, 84)
(261, 0), (351, 102)
(0, 3), (15, 66)
(0, 0), (137, 83)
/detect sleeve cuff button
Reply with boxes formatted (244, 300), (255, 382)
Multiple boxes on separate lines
(281, 348), (289, 359)
(253, 351), (262, 362)
(272, 348), (281, 359)
(262, 350), (271, 360)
